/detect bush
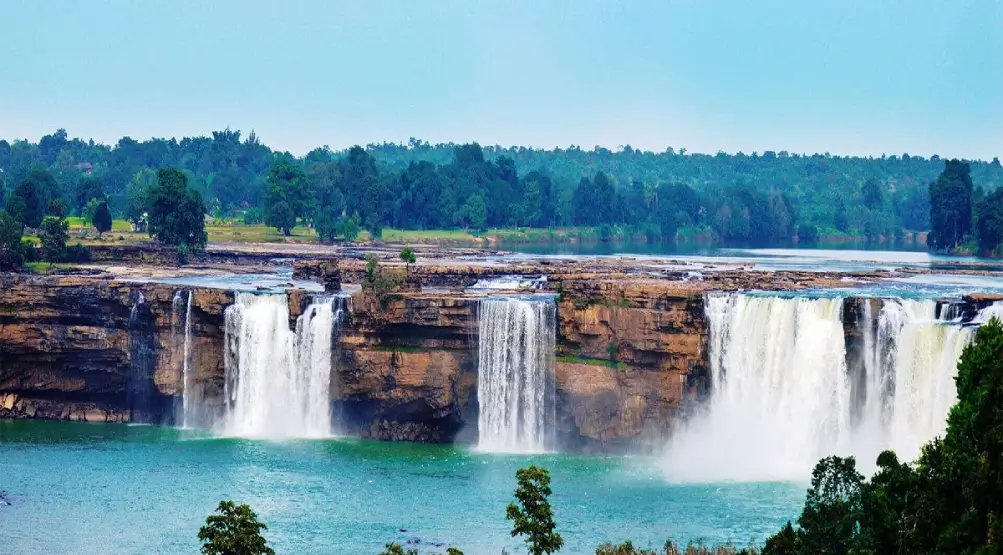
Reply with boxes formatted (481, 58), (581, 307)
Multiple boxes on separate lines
(596, 541), (658, 555)
(362, 254), (403, 308)
(39, 216), (69, 261)
(507, 465), (563, 555)
(198, 500), (274, 555)
(92, 201), (112, 236)
(243, 206), (264, 225)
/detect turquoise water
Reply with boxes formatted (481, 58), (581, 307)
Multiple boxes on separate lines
(1, 421), (803, 555)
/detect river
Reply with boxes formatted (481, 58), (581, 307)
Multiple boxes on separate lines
(1, 421), (801, 554)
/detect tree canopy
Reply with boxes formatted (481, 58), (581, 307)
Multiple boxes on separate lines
(507, 465), (564, 555)
(146, 167), (207, 254)
(198, 500), (274, 555)
(2, 129), (1002, 248)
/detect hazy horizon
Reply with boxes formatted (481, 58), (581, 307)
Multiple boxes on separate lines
(2, 1), (1000, 160)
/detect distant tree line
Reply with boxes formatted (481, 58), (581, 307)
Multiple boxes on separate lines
(1, 129), (1002, 248)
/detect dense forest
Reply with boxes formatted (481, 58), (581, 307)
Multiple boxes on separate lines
(1, 129), (1002, 246)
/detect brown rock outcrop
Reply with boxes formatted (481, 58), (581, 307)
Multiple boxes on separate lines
(0, 274), (228, 423)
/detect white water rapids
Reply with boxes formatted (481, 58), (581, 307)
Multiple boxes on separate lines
(222, 292), (342, 438)
(662, 294), (987, 482)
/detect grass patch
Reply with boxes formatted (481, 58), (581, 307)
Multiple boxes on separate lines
(205, 223), (318, 244)
(556, 354), (626, 369)
(371, 345), (427, 354)
(66, 217), (132, 231)
(379, 228), (477, 243)
(23, 262), (74, 274)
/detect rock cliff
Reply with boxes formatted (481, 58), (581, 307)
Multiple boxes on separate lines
(0, 275), (229, 424)
(3, 267), (969, 453)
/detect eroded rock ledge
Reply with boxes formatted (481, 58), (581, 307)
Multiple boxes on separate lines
(0, 257), (993, 452)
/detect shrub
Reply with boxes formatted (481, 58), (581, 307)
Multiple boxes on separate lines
(507, 465), (563, 555)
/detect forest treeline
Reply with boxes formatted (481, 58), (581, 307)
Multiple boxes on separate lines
(1, 129), (1002, 246)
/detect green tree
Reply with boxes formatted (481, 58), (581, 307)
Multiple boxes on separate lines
(342, 146), (385, 235)
(341, 212), (361, 242)
(147, 168), (207, 257)
(93, 201), (112, 236)
(0, 211), (26, 269)
(264, 189), (296, 236)
(761, 522), (801, 555)
(48, 198), (67, 218)
(124, 169), (156, 231)
(399, 246), (416, 273)
(861, 179), (884, 209)
(928, 159), (974, 251)
(82, 197), (101, 224)
(797, 224), (820, 244)
(796, 456), (863, 555)
(74, 176), (104, 211)
(14, 166), (54, 228)
(198, 500), (274, 555)
(934, 317), (1003, 552)
(856, 450), (916, 554)
(39, 216), (69, 261)
(308, 160), (345, 241)
(594, 541), (657, 555)
(976, 188), (1003, 254)
(506, 465), (563, 555)
(264, 158), (309, 234)
(461, 194), (487, 230)
(378, 544), (420, 555)
(834, 201), (849, 233)
(4, 195), (26, 229)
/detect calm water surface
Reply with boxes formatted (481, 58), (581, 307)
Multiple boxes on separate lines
(1, 421), (802, 555)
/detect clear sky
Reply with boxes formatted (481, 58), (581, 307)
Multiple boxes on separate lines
(1, 1), (1000, 159)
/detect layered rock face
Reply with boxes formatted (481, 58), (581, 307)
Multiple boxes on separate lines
(0, 273), (710, 451)
(26, 270), (994, 453)
(554, 278), (708, 451)
(0, 275), (228, 424)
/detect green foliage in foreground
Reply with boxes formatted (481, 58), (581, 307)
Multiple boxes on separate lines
(379, 543), (463, 555)
(507, 465), (564, 555)
(597, 541), (760, 555)
(760, 318), (1003, 555)
(198, 500), (274, 555)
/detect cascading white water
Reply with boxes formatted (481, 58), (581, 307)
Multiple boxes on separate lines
(877, 300), (972, 462)
(476, 297), (556, 453)
(172, 290), (198, 428)
(223, 293), (340, 438)
(182, 291), (195, 427)
(664, 295), (852, 481)
(663, 293), (985, 482)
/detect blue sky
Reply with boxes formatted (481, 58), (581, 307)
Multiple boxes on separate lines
(1, 1), (1000, 159)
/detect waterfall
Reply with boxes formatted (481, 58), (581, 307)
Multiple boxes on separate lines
(476, 297), (556, 453)
(222, 293), (341, 438)
(662, 293), (983, 482)
(127, 292), (155, 422)
(878, 300), (971, 461)
(173, 290), (199, 428)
